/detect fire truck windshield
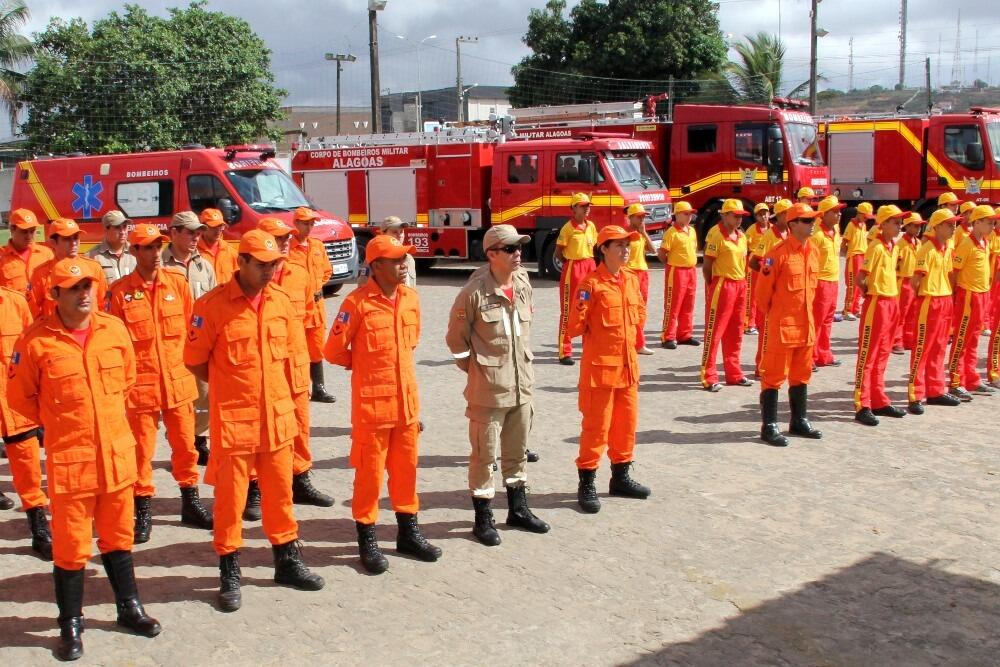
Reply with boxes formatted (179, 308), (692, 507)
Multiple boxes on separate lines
(785, 122), (825, 166)
(604, 152), (665, 191)
(987, 122), (1000, 165)
(225, 168), (311, 212)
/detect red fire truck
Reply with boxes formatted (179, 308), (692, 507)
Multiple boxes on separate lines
(9, 145), (360, 288)
(510, 96), (831, 243)
(819, 107), (1000, 215)
(290, 128), (672, 278)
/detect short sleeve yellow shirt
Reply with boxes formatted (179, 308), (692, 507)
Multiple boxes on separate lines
(662, 224), (697, 268)
(753, 226), (788, 259)
(914, 239), (952, 297)
(556, 219), (598, 260)
(705, 224), (747, 281)
(843, 220), (869, 257)
(896, 235), (920, 279)
(811, 224), (841, 281)
(862, 239), (900, 297)
(626, 236), (648, 271)
(952, 235), (990, 293)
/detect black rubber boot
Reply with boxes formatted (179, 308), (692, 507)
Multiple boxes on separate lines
(472, 497), (501, 546)
(133, 497), (152, 544)
(242, 480), (261, 522)
(292, 471), (334, 507)
(505, 485), (550, 533)
(27, 506), (53, 560)
(218, 552), (242, 612)
(577, 469), (601, 514)
(180, 486), (213, 529)
(760, 389), (789, 447)
(193, 436), (209, 466)
(609, 462), (652, 499)
(788, 384), (823, 439)
(356, 522), (389, 574)
(100, 550), (162, 638)
(395, 512), (442, 562)
(272, 541), (325, 591)
(53, 566), (84, 661)
(309, 362), (337, 403)
(0, 490), (13, 510)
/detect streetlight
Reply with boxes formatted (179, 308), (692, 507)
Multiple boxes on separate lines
(808, 0), (829, 114)
(368, 1), (388, 133)
(460, 83), (478, 122)
(455, 35), (478, 123)
(325, 53), (357, 134)
(412, 34), (437, 130)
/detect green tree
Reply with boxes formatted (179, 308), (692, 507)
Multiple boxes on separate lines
(21, 2), (286, 153)
(724, 32), (809, 104)
(0, 0), (34, 129)
(509, 0), (727, 107)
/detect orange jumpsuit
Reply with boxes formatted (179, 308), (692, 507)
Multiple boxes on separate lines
(7, 312), (138, 570)
(197, 238), (239, 286)
(107, 268), (199, 497)
(288, 236), (333, 363)
(184, 279), (307, 556)
(568, 265), (645, 470)
(751, 225), (788, 373)
(0, 242), (54, 297)
(324, 280), (421, 524)
(755, 236), (819, 389)
(29, 256), (108, 319)
(0, 287), (46, 510)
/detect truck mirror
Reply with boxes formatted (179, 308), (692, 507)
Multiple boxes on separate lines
(768, 139), (784, 171)
(767, 125), (782, 141)
(217, 198), (240, 223)
(965, 143), (985, 170)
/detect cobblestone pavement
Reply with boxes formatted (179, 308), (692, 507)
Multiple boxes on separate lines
(1, 262), (998, 666)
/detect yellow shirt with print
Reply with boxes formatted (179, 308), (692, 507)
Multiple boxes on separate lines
(705, 224), (747, 281)
(896, 235), (920, 280)
(752, 226), (787, 259)
(556, 219), (598, 260)
(661, 224), (697, 268)
(914, 240), (952, 297)
(952, 235), (991, 293)
(626, 236), (648, 271)
(843, 220), (869, 257)
(811, 224), (841, 281)
(745, 223), (768, 258)
(862, 239), (900, 297)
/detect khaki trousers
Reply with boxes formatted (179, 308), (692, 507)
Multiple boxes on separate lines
(467, 403), (531, 499)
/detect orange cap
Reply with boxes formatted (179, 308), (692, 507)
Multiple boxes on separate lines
(625, 203), (647, 217)
(673, 201), (697, 216)
(239, 229), (283, 262)
(721, 199), (749, 216)
(257, 217), (294, 237)
(596, 225), (640, 246)
(856, 202), (876, 219)
(199, 208), (225, 227)
(785, 203), (822, 221)
(129, 224), (167, 247)
(49, 218), (81, 238)
(365, 234), (415, 263)
(50, 258), (94, 289)
(10, 209), (41, 229)
(294, 207), (321, 222)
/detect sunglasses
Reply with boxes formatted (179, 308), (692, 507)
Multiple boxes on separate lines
(489, 245), (522, 254)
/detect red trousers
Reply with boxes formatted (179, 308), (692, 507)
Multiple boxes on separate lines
(292, 390), (312, 476)
(351, 420), (420, 524)
(989, 285), (1000, 383)
(894, 279), (917, 350)
(907, 295), (952, 403)
(128, 402), (198, 497)
(812, 279), (839, 365)
(576, 384), (638, 470)
(51, 485), (133, 570)
(213, 445), (298, 556)
(853, 295), (899, 411)
(948, 287), (989, 390)
(635, 269), (649, 349)
(661, 265), (696, 342)
(743, 266), (758, 330)
(558, 258), (596, 358)
(843, 254), (864, 315)
(700, 277), (746, 386)
(5, 434), (47, 510)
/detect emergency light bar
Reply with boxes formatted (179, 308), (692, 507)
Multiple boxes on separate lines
(223, 145), (277, 161)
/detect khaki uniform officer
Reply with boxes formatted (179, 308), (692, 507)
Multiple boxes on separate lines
(86, 210), (136, 284)
(445, 224), (550, 547)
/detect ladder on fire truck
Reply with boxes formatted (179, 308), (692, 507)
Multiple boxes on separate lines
(298, 125), (505, 150)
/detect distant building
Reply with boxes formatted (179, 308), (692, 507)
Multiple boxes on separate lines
(380, 85), (511, 133)
(274, 105), (373, 150)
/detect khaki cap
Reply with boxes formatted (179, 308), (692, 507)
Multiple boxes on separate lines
(483, 224), (530, 250)
(170, 211), (205, 230)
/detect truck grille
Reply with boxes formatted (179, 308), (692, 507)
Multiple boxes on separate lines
(646, 204), (672, 222)
(325, 239), (355, 265)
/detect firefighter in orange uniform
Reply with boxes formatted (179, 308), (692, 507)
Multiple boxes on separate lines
(841, 202), (875, 320)
(324, 234), (441, 574)
(755, 203), (824, 446)
(893, 212), (923, 353)
(7, 258), (161, 661)
(257, 216), (334, 507)
(947, 204), (999, 400)
(28, 218), (108, 319)
(743, 202), (770, 335)
(749, 198), (791, 374)
(184, 230), (324, 613)
(906, 209), (962, 413)
(288, 207), (337, 403)
(197, 208), (239, 286)
(107, 224), (212, 544)
(657, 201), (699, 348)
(854, 205), (907, 426)
(812, 196), (844, 368)
(0, 285), (52, 559)
(0, 208), (54, 296)
(555, 193), (598, 364)
(568, 225), (650, 513)
(701, 199), (752, 391)
(624, 203), (655, 354)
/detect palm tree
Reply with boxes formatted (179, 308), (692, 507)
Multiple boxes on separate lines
(725, 32), (809, 103)
(0, 0), (34, 131)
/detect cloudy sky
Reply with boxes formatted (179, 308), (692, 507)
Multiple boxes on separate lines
(17, 0), (1000, 109)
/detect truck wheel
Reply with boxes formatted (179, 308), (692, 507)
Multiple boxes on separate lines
(415, 258), (436, 274)
(540, 238), (563, 280)
(322, 283), (343, 297)
(696, 202), (722, 249)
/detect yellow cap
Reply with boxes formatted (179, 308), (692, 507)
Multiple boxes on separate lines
(902, 212), (923, 226)
(926, 208), (961, 234)
(876, 204), (909, 226)
(797, 186), (816, 199)
(856, 202), (876, 219)
(969, 204), (999, 223)
(673, 201), (696, 216)
(720, 199), (749, 216)
(772, 199), (793, 216)
(817, 195), (846, 214)
(625, 203), (647, 217)
(570, 192), (591, 208)
(937, 192), (960, 206)
(959, 201), (976, 214)
(753, 202), (770, 214)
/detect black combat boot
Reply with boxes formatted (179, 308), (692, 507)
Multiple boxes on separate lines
(577, 469), (601, 513)
(471, 497), (501, 546)
(53, 566), (85, 661)
(218, 552), (242, 612)
(133, 497), (152, 544)
(0, 490), (13, 510)
(788, 384), (823, 439)
(309, 362), (337, 403)
(100, 551), (162, 638)
(609, 462), (652, 499)
(272, 541), (325, 591)
(760, 389), (789, 447)
(27, 506), (53, 560)
(242, 480), (261, 522)
(193, 436), (209, 466)
(506, 485), (550, 533)
(292, 471), (334, 507)
(356, 522), (389, 574)
(180, 486), (213, 529)
(395, 512), (442, 562)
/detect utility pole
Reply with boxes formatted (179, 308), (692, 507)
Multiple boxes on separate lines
(368, 1), (388, 134)
(809, 0), (819, 115)
(898, 0), (908, 88)
(925, 57), (932, 114)
(848, 37), (854, 92)
(455, 36), (478, 123)
(951, 11), (962, 88)
(325, 53), (357, 134)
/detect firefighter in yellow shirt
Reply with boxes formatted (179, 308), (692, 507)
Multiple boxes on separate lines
(812, 196), (844, 367)
(841, 201), (875, 320)
(624, 203), (655, 354)
(894, 212), (923, 353)
(657, 202), (699, 348)
(555, 193), (598, 364)
(743, 202), (770, 335)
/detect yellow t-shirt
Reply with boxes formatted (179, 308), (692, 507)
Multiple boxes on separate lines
(862, 239), (900, 297)
(556, 219), (598, 260)
(843, 220), (869, 257)
(811, 224), (841, 281)
(896, 235), (920, 280)
(866, 224), (881, 243)
(952, 235), (991, 293)
(989, 231), (1000, 280)
(953, 223), (971, 251)
(661, 224), (697, 268)
(753, 226), (788, 259)
(914, 239), (952, 297)
(626, 236), (648, 271)
(745, 222), (768, 257)
(705, 224), (747, 281)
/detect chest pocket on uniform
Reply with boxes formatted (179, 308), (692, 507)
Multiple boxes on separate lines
(44, 356), (86, 403)
(160, 299), (186, 338)
(401, 309), (419, 348)
(786, 264), (805, 291)
(268, 320), (289, 360)
(224, 322), (255, 366)
(0, 318), (20, 358)
(98, 349), (127, 395)
(600, 304), (623, 328)
(364, 313), (394, 351)
(122, 304), (154, 341)
(2, 262), (21, 280)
